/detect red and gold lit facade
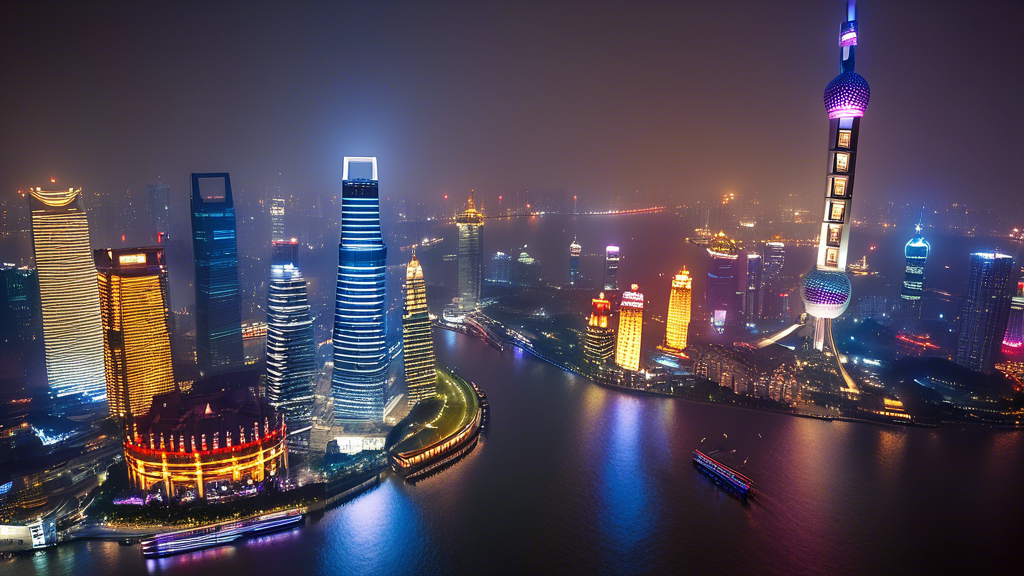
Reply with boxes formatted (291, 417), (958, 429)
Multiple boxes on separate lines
(124, 389), (287, 498)
(584, 292), (615, 365)
(615, 285), (644, 371)
(664, 269), (692, 353)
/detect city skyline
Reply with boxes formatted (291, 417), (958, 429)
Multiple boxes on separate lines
(2, 2), (1023, 574)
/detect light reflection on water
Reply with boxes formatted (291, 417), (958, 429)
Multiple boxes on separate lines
(7, 330), (1024, 576)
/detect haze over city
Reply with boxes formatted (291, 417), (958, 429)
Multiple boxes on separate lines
(2, 2), (1023, 575)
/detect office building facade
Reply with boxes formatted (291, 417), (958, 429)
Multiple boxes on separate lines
(456, 192), (484, 310)
(584, 292), (615, 366)
(900, 224), (930, 318)
(745, 254), (764, 327)
(266, 240), (316, 435)
(95, 247), (175, 421)
(0, 264), (40, 344)
(956, 252), (1014, 373)
(603, 246), (620, 291)
(615, 284), (644, 371)
(664, 269), (692, 353)
(569, 239), (581, 286)
(403, 250), (437, 405)
(191, 173), (244, 376)
(332, 157), (389, 422)
(29, 188), (106, 401)
(706, 232), (740, 335)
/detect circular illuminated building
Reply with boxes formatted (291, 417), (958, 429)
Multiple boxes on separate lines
(801, 268), (852, 319)
(124, 387), (287, 499)
(823, 71), (870, 119)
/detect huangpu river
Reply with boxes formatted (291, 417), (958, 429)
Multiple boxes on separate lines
(7, 213), (1024, 574)
(9, 328), (1024, 575)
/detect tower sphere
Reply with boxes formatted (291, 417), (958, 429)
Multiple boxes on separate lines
(801, 268), (852, 319)
(823, 71), (870, 119)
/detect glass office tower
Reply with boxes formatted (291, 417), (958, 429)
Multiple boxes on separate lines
(270, 197), (286, 242)
(266, 239), (316, 435)
(332, 157), (389, 423)
(603, 246), (620, 291)
(745, 253), (763, 328)
(456, 191), (484, 310)
(29, 187), (106, 401)
(956, 252), (1014, 373)
(191, 173), (244, 377)
(900, 223), (930, 318)
(403, 249), (437, 406)
(569, 239), (581, 286)
(95, 247), (175, 421)
(706, 232), (740, 335)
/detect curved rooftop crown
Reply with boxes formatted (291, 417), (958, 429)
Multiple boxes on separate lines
(824, 71), (870, 119)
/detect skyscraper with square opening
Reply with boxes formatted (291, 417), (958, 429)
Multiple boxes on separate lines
(191, 173), (244, 376)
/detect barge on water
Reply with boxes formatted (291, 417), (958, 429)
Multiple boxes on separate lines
(140, 508), (304, 558)
(693, 449), (753, 499)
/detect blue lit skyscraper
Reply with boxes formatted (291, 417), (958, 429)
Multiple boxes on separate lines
(900, 221), (930, 318)
(191, 173), (244, 377)
(956, 252), (1015, 373)
(569, 239), (581, 286)
(332, 157), (389, 423)
(267, 239), (316, 438)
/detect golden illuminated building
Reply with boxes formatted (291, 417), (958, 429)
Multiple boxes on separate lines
(584, 292), (615, 365)
(403, 249), (437, 405)
(96, 247), (175, 421)
(615, 284), (644, 371)
(29, 187), (106, 401)
(664, 269), (692, 353)
(124, 388), (287, 498)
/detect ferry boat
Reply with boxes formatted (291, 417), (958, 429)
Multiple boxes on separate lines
(693, 450), (753, 499)
(140, 508), (304, 558)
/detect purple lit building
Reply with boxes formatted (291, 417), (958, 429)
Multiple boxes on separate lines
(801, 0), (870, 351)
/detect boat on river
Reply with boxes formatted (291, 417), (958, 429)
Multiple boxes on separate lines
(693, 449), (753, 499)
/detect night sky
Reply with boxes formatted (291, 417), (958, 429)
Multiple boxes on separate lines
(2, 0), (1021, 210)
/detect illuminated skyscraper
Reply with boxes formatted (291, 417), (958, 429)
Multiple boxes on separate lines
(403, 249), (437, 405)
(488, 251), (513, 284)
(664, 269), (692, 353)
(900, 222), (930, 318)
(956, 252), (1014, 373)
(266, 239), (316, 435)
(1002, 281), (1024, 360)
(0, 264), (40, 344)
(762, 242), (785, 318)
(603, 246), (620, 291)
(95, 247), (175, 421)
(569, 239), (581, 286)
(29, 187), (106, 401)
(332, 157), (389, 422)
(270, 197), (286, 242)
(615, 284), (644, 371)
(456, 191), (484, 310)
(191, 173), (244, 376)
(706, 232), (740, 334)
(584, 292), (615, 366)
(745, 254), (763, 327)
(801, 0), (870, 351)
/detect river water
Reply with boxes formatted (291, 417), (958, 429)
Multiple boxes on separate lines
(9, 326), (1024, 575)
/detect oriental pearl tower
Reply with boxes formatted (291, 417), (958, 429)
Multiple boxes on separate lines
(800, 0), (870, 392)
